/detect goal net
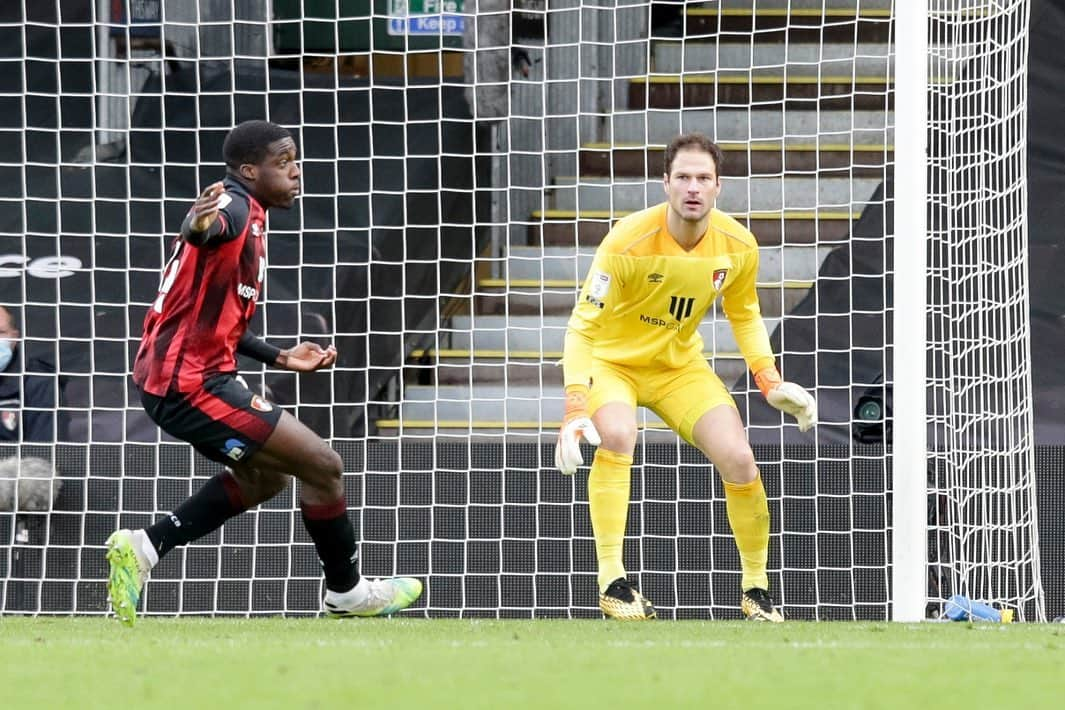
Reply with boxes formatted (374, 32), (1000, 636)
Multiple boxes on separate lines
(925, 0), (1043, 621)
(0, 1), (1043, 621)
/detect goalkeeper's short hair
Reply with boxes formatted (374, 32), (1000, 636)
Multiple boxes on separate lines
(663, 132), (725, 178)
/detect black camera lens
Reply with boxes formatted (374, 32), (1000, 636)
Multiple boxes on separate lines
(857, 398), (882, 421)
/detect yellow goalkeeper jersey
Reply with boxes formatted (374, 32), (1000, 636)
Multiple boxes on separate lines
(563, 202), (775, 388)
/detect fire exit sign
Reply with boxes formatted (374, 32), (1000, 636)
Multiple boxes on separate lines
(387, 0), (465, 36)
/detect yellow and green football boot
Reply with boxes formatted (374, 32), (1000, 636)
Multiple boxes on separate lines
(105, 529), (153, 627)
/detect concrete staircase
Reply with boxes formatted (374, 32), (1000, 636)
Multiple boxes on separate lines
(377, 1), (893, 437)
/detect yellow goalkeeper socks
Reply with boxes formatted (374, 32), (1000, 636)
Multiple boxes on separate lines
(723, 474), (771, 592)
(589, 448), (633, 593)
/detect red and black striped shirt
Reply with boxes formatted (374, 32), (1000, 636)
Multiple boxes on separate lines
(134, 178), (267, 395)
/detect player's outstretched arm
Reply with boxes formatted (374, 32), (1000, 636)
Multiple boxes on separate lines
(279, 342), (338, 372)
(754, 366), (817, 432)
(181, 181), (228, 244)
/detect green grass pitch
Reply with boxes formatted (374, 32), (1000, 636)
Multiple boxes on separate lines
(1, 617), (1062, 708)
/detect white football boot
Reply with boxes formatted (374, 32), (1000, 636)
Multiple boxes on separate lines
(324, 576), (423, 618)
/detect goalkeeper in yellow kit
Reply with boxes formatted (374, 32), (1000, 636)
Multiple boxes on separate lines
(556, 133), (816, 621)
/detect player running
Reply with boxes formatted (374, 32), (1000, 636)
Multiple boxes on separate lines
(556, 133), (816, 622)
(106, 120), (421, 625)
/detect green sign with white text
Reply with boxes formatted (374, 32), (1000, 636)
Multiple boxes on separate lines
(387, 0), (466, 36)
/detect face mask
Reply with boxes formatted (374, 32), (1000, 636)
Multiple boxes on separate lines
(0, 340), (12, 371)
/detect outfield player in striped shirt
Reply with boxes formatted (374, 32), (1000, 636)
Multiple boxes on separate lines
(106, 120), (422, 625)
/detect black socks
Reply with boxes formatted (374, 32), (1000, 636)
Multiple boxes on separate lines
(145, 470), (247, 558)
(144, 471), (360, 594)
(300, 497), (360, 593)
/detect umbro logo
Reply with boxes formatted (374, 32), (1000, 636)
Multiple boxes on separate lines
(648, 272), (664, 284)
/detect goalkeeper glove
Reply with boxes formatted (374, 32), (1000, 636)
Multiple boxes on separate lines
(755, 366), (817, 432)
(554, 385), (601, 475)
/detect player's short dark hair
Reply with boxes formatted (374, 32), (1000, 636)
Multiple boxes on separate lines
(222, 120), (293, 170)
(664, 133), (724, 178)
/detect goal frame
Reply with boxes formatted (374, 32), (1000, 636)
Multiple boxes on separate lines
(891, 0), (930, 624)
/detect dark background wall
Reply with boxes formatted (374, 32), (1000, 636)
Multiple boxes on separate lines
(5, 441), (893, 620)
(1026, 0), (1065, 440)
(0, 3), (488, 442)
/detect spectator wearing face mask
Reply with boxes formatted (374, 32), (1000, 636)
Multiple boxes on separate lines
(0, 306), (62, 443)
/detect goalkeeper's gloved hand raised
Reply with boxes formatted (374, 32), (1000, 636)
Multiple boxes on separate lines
(554, 385), (601, 475)
(755, 366), (817, 432)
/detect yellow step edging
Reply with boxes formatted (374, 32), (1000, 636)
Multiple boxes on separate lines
(409, 348), (744, 360)
(582, 141), (894, 153)
(477, 278), (814, 290)
(629, 74), (891, 85)
(687, 8), (892, 19)
(531, 209), (861, 220)
(374, 420), (680, 430)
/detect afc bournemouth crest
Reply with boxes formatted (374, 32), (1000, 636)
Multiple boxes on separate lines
(712, 268), (728, 291)
(250, 395), (273, 413)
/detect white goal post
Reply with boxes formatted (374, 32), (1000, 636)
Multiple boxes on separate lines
(0, 1), (1044, 621)
(891, 0), (930, 624)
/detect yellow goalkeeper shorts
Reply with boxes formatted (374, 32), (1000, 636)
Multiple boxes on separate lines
(586, 357), (736, 445)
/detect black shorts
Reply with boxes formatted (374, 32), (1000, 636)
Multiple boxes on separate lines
(140, 374), (283, 465)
